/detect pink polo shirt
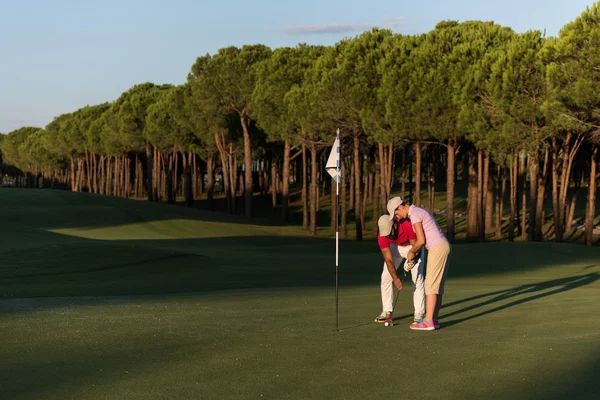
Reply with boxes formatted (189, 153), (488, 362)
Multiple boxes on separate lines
(408, 205), (446, 249)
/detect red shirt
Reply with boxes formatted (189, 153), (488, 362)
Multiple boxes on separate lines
(377, 218), (416, 249)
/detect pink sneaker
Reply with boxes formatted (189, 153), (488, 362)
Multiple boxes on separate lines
(433, 320), (440, 329)
(410, 319), (435, 331)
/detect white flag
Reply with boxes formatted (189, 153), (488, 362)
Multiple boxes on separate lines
(325, 132), (341, 183)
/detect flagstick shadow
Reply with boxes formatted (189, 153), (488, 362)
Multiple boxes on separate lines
(440, 272), (598, 329)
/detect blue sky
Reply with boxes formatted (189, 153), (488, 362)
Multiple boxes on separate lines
(0, 0), (595, 133)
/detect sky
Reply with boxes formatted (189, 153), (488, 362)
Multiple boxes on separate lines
(0, 0), (596, 134)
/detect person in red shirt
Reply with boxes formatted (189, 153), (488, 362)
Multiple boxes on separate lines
(374, 214), (426, 325)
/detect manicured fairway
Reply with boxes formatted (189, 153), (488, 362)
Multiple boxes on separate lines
(1, 189), (598, 399)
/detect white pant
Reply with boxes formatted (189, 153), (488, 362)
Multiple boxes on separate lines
(381, 244), (425, 318)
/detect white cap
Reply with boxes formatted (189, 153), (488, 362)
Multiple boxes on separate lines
(386, 197), (404, 219)
(377, 215), (394, 236)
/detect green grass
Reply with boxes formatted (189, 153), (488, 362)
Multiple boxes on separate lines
(1, 188), (599, 399)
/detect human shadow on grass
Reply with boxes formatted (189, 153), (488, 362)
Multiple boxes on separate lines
(439, 272), (599, 328)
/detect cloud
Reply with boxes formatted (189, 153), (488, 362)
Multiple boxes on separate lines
(278, 17), (404, 35)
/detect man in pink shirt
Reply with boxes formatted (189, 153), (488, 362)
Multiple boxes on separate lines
(374, 214), (426, 324)
(388, 197), (451, 331)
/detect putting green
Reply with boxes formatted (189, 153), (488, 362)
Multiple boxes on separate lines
(1, 189), (598, 399)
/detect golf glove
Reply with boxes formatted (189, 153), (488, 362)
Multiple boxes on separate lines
(404, 260), (416, 272)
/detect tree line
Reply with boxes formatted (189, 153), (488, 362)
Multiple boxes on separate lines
(1, 5), (600, 246)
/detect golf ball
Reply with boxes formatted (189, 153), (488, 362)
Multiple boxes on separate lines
(385, 322), (389, 327)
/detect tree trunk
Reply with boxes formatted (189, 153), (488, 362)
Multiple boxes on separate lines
(379, 144), (387, 213)
(585, 146), (598, 246)
(114, 156), (120, 198)
(378, 143), (394, 206)
(282, 140), (291, 220)
(509, 153), (518, 241)
(69, 155), (76, 192)
(207, 153), (215, 210)
(519, 151), (527, 240)
(166, 153), (173, 205)
(107, 156), (113, 196)
(125, 154), (130, 198)
(535, 148), (549, 241)
(373, 153), (381, 236)
(99, 156), (105, 195)
(566, 191), (577, 235)
(349, 158), (355, 210)
(173, 150), (179, 200)
(302, 141), (308, 229)
(495, 166), (506, 239)
(215, 132), (232, 213)
(145, 143), (153, 201)
(85, 148), (92, 192)
(467, 149), (478, 241)
(271, 156), (278, 208)
(484, 154), (493, 231)
(353, 133), (362, 241)
(552, 138), (560, 241)
(446, 142), (456, 243)
(527, 152), (538, 242)
(477, 150), (485, 241)
(341, 159), (348, 238)
(133, 154), (139, 198)
(414, 143), (421, 206)
(401, 146), (407, 199)
(230, 147), (237, 213)
(240, 114), (253, 217)
(427, 153), (434, 213)
(310, 141), (318, 236)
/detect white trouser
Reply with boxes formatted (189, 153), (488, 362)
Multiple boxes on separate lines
(381, 244), (425, 318)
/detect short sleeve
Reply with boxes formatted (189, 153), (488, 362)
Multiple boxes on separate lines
(377, 234), (389, 249)
(409, 206), (423, 225)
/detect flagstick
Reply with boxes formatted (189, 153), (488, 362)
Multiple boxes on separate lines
(335, 129), (340, 332)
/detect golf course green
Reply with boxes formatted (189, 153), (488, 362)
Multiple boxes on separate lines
(1, 189), (598, 399)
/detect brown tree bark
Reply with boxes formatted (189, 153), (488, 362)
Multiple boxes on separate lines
(353, 133), (362, 241)
(271, 156), (278, 208)
(527, 152), (539, 242)
(535, 148), (549, 241)
(240, 113), (253, 217)
(145, 143), (153, 201)
(552, 132), (585, 241)
(477, 150), (485, 242)
(414, 143), (421, 206)
(107, 156), (113, 196)
(509, 153), (518, 241)
(467, 149), (478, 241)
(85, 148), (92, 192)
(206, 153), (215, 210)
(302, 141), (308, 229)
(446, 141), (456, 243)
(373, 153), (380, 236)
(585, 146), (598, 246)
(495, 165), (506, 239)
(310, 141), (318, 236)
(215, 132), (232, 213)
(519, 152), (527, 241)
(282, 140), (291, 220)
(401, 146), (407, 200)
(230, 147), (237, 213)
(69, 155), (76, 192)
(349, 158), (355, 211)
(484, 154), (493, 231)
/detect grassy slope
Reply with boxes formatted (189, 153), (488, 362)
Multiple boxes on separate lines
(0, 189), (599, 400)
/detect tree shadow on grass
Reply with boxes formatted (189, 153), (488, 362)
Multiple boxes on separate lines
(440, 272), (599, 328)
